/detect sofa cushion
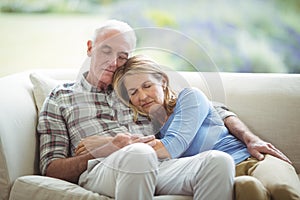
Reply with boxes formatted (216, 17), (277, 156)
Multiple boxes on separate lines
(29, 73), (69, 112)
(9, 175), (192, 200)
(9, 175), (112, 200)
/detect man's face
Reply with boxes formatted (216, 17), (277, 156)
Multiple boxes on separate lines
(87, 30), (132, 89)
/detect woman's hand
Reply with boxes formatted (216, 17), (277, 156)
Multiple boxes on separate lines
(150, 139), (171, 159)
(75, 134), (157, 156)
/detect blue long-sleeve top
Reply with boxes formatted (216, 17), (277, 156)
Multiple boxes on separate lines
(158, 87), (250, 164)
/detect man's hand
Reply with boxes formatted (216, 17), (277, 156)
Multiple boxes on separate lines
(246, 136), (292, 164)
(76, 135), (112, 156)
(224, 116), (292, 164)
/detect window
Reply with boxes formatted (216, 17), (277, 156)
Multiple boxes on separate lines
(1, 0), (299, 77)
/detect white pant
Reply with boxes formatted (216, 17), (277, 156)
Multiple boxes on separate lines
(156, 150), (235, 200)
(79, 143), (158, 200)
(79, 143), (235, 200)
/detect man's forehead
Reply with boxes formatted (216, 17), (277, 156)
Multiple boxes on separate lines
(95, 31), (132, 51)
(98, 42), (130, 54)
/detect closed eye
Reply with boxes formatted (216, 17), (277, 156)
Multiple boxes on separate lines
(101, 45), (112, 54)
(142, 82), (153, 89)
(128, 89), (137, 96)
(118, 52), (128, 61)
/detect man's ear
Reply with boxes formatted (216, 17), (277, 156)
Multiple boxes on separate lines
(87, 40), (93, 57)
(162, 78), (167, 90)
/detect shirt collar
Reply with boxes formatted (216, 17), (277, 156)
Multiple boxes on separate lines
(79, 72), (113, 94)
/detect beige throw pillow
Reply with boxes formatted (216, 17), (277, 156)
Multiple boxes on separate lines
(30, 73), (68, 113)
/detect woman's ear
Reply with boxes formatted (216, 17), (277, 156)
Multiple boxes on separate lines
(87, 40), (93, 57)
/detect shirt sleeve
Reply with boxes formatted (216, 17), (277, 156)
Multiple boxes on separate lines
(37, 92), (70, 175)
(160, 88), (210, 158)
(212, 101), (237, 120)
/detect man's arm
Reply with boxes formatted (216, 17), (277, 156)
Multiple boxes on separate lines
(224, 115), (292, 164)
(213, 101), (292, 164)
(47, 134), (138, 183)
(46, 136), (114, 183)
(46, 153), (93, 183)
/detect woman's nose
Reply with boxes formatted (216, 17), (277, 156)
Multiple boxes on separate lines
(138, 90), (147, 100)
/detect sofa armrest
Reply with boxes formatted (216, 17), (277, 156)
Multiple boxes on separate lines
(0, 72), (39, 200)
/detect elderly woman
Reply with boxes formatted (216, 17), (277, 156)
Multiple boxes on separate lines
(113, 54), (300, 200)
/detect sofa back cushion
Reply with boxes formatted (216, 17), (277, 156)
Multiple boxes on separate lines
(222, 73), (300, 174)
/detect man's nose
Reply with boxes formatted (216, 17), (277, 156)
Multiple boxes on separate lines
(108, 57), (118, 68)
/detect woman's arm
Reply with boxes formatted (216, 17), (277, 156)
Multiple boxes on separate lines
(159, 88), (210, 158)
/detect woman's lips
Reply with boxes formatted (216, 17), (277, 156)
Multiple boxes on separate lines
(141, 101), (155, 110)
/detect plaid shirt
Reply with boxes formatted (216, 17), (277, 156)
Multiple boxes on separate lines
(37, 74), (153, 175)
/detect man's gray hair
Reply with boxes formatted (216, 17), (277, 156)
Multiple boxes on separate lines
(92, 19), (137, 50)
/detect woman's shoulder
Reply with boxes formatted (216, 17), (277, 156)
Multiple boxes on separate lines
(175, 88), (211, 114)
(179, 87), (206, 97)
(177, 87), (208, 103)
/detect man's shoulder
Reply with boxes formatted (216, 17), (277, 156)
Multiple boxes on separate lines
(50, 82), (77, 98)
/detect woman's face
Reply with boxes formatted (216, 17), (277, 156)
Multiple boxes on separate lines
(123, 73), (165, 114)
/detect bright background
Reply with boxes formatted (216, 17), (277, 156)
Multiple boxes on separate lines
(1, 0), (300, 77)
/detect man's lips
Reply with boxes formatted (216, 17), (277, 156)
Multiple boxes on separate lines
(104, 69), (115, 73)
(98, 69), (114, 78)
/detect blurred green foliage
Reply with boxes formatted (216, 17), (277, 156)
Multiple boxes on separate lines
(1, 0), (299, 73)
(145, 10), (177, 28)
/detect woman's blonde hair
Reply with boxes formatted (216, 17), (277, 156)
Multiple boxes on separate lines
(113, 55), (177, 122)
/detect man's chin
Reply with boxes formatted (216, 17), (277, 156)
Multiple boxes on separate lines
(97, 75), (113, 84)
(97, 80), (112, 90)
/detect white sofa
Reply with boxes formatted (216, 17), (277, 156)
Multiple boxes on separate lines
(0, 69), (299, 200)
